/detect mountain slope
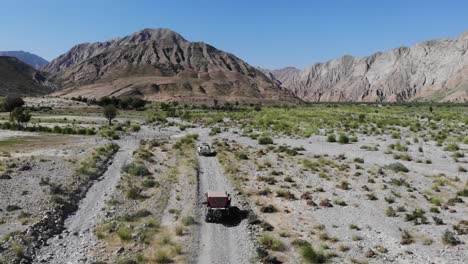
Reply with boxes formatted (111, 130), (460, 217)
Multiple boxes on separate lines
(260, 67), (300, 85)
(272, 32), (468, 103)
(0, 56), (54, 96)
(0, 51), (48, 69)
(45, 28), (297, 104)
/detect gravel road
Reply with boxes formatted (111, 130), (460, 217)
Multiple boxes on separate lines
(32, 127), (174, 263)
(194, 133), (254, 264)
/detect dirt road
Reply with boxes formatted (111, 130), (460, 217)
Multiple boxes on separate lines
(32, 127), (174, 263)
(194, 133), (254, 264)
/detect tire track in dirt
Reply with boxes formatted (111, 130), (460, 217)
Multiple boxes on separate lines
(193, 132), (254, 264)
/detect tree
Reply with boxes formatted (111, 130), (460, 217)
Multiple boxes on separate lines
(103, 104), (117, 125)
(130, 98), (146, 110)
(10, 107), (31, 126)
(3, 96), (24, 113)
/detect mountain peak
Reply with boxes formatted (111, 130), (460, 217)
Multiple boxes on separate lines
(123, 28), (187, 44)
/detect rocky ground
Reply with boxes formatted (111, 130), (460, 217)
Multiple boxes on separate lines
(0, 100), (466, 264)
(206, 127), (467, 263)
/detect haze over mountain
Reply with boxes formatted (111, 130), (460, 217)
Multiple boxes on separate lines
(0, 51), (48, 69)
(45, 28), (296, 104)
(268, 32), (468, 103)
(0, 56), (54, 96)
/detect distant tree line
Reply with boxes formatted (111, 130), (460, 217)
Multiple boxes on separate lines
(70, 96), (147, 110)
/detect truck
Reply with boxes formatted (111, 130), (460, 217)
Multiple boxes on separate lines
(202, 191), (232, 222)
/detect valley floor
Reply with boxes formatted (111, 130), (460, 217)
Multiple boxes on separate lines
(0, 98), (467, 264)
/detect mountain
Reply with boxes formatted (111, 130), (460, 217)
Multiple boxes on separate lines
(0, 56), (54, 96)
(0, 51), (49, 69)
(260, 67), (300, 85)
(45, 28), (297, 104)
(270, 32), (468, 103)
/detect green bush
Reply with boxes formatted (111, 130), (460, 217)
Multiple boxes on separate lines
(338, 134), (349, 144)
(259, 232), (285, 251)
(209, 127), (221, 136)
(444, 143), (459, 152)
(387, 162), (409, 173)
(122, 209), (152, 221)
(258, 136), (273, 145)
(126, 187), (142, 199)
(301, 244), (327, 263)
(123, 162), (149, 176)
(442, 230), (461, 245)
(327, 134), (336, 142)
(117, 227), (132, 241)
(129, 123), (141, 132)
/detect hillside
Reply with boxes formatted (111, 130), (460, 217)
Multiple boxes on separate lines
(45, 28), (297, 104)
(0, 56), (54, 96)
(0, 51), (48, 69)
(270, 32), (468, 102)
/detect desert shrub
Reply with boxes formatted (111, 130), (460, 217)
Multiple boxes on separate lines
(366, 193), (378, 200)
(444, 143), (459, 152)
(154, 247), (172, 263)
(129, 123), (141, 132)
(236, 151), (249, 160)
(338, 134), (349, 144)
(442, 230), (461, 245)
(387, 162), (409, 173)
(430, 197), (444, 206)
(6, 205), (21, 212)
(405, 208), (428, 224)
(126, 186), (142, 200)
(258, 136), (273, 145)
(123, 162), (149, 176)
(301, 244), (327, 263)
(259, 232), (285, 251)
(333, 199), (347, 206)
(181, 216), (196, 226)
(117, 227), (132, 241)
(260, 204), (278, 213)
(209, 126), (221, 135)
(338, 181), (350, 190)
(122, 209), (152, 222)
(175, 225), (185, 236)
(400, 230), (414, 245)
(395, 142), (408, 152)
(457, 189), (468, 197)
(172, 134), (198, 149)
(142, 179), (158, 188)
(386, 206), (396, 217)
(353, 157), (364, 163)
(327, 134), (336, 142)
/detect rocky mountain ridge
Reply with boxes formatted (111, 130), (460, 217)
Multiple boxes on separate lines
(268, 32), (468, 102)
(45, 28), (296, 104)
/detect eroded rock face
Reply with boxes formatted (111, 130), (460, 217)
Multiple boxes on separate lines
(271, 32), (468, 102)
(45, 28), (297, 104)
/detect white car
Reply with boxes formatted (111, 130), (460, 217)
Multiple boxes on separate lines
(197, 143), (216, 156)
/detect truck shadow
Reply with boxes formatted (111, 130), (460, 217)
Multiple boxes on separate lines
(217, 206), (249, 227)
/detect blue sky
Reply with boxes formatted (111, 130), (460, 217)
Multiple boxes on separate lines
(1, 0), (467, 69)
